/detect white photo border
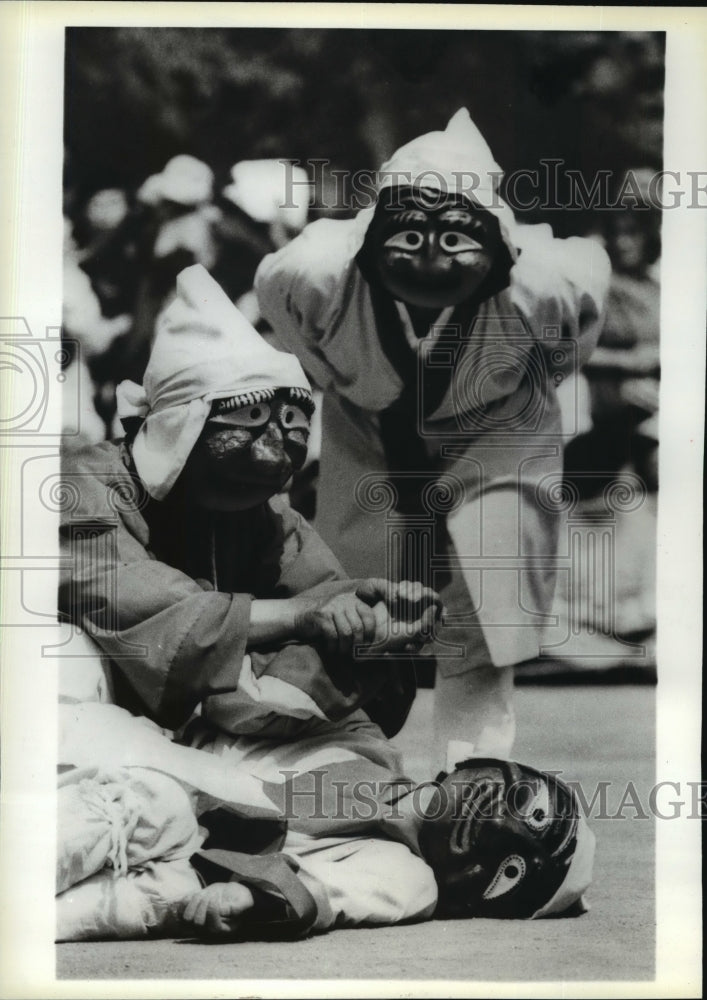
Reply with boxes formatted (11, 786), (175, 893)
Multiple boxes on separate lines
(0, 4), (704, 998)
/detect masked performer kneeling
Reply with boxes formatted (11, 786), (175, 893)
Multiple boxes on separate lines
(57, 265), (594, 941)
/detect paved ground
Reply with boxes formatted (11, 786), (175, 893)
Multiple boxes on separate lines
(56, 683), (656, 991)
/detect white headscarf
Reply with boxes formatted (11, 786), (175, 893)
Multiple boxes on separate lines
(351, 107), (519, 262)
(116, 264), (311, 501)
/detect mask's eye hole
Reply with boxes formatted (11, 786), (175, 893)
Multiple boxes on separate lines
(527, 806), (552, 832)
(210, 403), (272, 428)
(516, 781), (553, 833)
(383, 230), (424, 252)
(279, 404), (310, 431)
(482, 855), (527, 900)
(439, 231), (483, 253)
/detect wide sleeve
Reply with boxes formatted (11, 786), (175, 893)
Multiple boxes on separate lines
(254, 219), (360, 392)
(510, 224), (612, 369)
(58, 447), (253, 730)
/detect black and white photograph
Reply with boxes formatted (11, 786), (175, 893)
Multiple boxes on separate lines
(0, 4), (704, 998)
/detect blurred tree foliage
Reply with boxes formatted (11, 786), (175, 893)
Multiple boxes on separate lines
(65, 27), (664, 234)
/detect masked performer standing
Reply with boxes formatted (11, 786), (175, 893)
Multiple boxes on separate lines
(255, 109), (611, 769)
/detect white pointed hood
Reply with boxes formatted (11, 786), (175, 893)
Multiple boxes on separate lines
(353, 108), (518, 260)
(117, 264), (311, 500)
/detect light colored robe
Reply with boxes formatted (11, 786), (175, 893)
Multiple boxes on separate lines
(256, 215), (611, 670)
(59, 440), (416, 737)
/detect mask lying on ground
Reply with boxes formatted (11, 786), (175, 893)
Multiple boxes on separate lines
(419, 757), (595, 919)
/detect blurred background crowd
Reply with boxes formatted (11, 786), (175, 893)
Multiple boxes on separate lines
(62, 27), (663, 680)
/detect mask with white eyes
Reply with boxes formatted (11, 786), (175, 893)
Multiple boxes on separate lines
(419, 758), (594, 919)
(179, 388), (313, 511)
(362, 186), (512, 310)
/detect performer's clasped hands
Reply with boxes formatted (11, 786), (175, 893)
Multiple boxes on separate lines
(294, 579), (445, 655)
(246, 579), (443, 656)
